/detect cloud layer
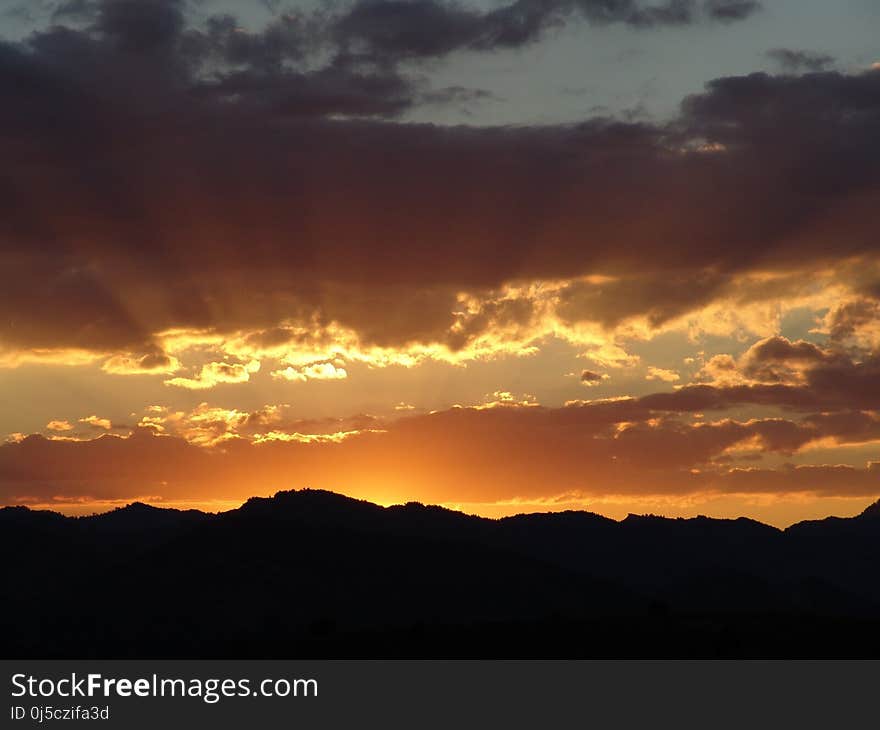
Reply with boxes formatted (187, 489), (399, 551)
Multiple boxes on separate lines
(2, 0), (875, 369)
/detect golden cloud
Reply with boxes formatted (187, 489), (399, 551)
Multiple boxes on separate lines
(165, 360), (261, 390)
(102, 351), (181, 375)
(46, 420), (74, 432)
(271, 360), (348, 382)
(646, 367), (681, 383)
(79, 415), (113, 430)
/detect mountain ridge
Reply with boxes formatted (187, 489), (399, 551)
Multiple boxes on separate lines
(3, 488), (880, 658)
(3, 487), (878, 531)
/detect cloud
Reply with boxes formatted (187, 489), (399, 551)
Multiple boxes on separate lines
(766, 48), (835, 73)
(52, 0), (98, 23)
(193, 65), (418, 119)
(0, 348), (102, 369)
(476, 391), (539, 409)
(272, 361), (348, 382)
(271, 367), (308, 383)
(555, 270), (729, 330)
(102, 350), (181, 375)
(129, 402), (386, 447)
(704, 0), (760, 22)
(252, 428), (383, 444)
(46, 420), (74, 432)
(3, 399), (878, 508)
(580, 369), (608, 386)
(79, 415), (112, 430)
(689, 336), (880, 411)
(822, 297), (880, 350)
(0, 1), (875, 391)
(164, 360), (260, 390)
(717, 463), (880, 496)
(332, 0), (759, 62)
(645, 366), (680, 382)
(420, 85), (496, 108)
(95, 0), (184, 53)
(738, 336), (841, 384)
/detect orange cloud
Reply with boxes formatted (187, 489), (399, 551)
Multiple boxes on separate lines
(79, 416), (113, 430)
(46, 420), (74, 432)
(4, 399), (879, 517)
(646, 367), (680, 383)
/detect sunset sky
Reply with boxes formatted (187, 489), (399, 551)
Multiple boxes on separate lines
(1, 0), (879, 525)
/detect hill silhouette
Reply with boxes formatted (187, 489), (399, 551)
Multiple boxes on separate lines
(3, 490), (880, 658)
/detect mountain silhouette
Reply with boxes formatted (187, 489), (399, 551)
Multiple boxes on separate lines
(82, 501), (209, 531)
(3, 490), (880, 658)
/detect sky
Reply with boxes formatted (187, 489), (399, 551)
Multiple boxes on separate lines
(0, 0), (878, 525)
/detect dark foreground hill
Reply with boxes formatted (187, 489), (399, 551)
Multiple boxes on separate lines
(3, 490), (880, 658)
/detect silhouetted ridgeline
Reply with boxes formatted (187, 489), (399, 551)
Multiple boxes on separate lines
(3, 490), (880, 658)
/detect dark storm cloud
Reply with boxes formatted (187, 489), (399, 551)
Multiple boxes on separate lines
(766, 48), (835, 73)
(704, 0), (759, 22)
(193, 64), (417, 118)
(420, 85), (496, 106)
(0, 0), (878, 359)
(95, 0), (184, 53)
(680, 70), (880, 156)
(332, 0), (488, 59)
(332, 0), (760, 61)
(190, 11), (314, 70)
